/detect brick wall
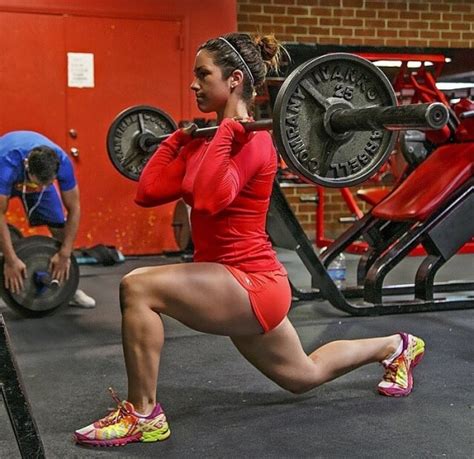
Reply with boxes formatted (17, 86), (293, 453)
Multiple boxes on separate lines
(237, 0), (473, 242)
(237, 0), (474, 48)
(280, 185), (373, 242)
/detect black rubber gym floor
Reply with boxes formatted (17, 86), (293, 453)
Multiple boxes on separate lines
(1, 251), (473, 458)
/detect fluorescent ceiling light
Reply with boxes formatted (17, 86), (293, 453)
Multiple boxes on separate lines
(373, 60), (434, 68)
(408, 61), (433, 68)
(373, 60), (402, 67)
(436, 82), (474, 90)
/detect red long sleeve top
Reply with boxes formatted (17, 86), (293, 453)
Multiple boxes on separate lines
(135, 118), (283, 272)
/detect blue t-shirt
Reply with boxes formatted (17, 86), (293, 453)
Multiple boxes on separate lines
(0, 131), (76, 196)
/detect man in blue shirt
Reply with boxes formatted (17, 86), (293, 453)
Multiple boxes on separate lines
(0, 131), (95, 308)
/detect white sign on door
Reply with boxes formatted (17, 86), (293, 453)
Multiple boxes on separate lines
(67, 52), (94, 88)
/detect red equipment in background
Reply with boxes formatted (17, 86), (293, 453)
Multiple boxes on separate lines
(308, 52), (474, 255)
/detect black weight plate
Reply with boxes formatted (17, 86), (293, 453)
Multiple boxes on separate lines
(0, 224), (23, 256)
(8, 224), (23, 242)
(273, 53), (398, 188)
(0, 236), (79, 318)
(107, 105), (178, 181)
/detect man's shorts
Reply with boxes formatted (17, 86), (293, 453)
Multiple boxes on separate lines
(11, 185), (65, 228)
(224, 265), (292, 333)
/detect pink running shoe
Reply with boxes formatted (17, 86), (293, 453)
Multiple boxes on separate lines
(75, 388), (171, 447)
(378, 332), (425, 397)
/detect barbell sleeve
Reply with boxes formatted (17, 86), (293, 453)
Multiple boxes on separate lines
(143, 102), (448, 150)
(329, 102), (449, 133)
(33, 272), (60, 290)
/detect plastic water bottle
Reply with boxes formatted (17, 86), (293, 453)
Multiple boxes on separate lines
(328, 253), (346, 289)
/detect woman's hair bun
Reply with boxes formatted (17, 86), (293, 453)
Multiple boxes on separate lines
(253, 34), (282, 73)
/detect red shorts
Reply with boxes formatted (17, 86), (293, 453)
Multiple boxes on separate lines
(224, 265), (291, 333)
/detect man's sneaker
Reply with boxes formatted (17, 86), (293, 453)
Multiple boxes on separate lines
(69, 289), (96, 308)
(378, 332), (425, 397)
(75, 388), (171, 447)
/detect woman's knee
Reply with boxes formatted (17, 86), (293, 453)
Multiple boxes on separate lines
(120, 269), (156, 311)
(277, 377), (317, 395)
(266, 362), (321, 394)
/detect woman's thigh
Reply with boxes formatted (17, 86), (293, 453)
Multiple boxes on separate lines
(122, 262), (264, 336)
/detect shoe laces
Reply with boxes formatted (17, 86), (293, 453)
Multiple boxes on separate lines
(383, 363), (398, 382)
(96, 387), (132, 428)
(383, 354), (406, 382)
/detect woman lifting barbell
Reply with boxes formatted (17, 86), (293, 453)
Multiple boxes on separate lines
(75, 33), (425, 447)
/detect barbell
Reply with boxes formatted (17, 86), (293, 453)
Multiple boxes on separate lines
(107, 52), (449, 187)
(0, 236), (79, 318)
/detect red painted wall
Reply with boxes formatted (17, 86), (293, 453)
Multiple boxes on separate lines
(0, 0), (237, 254)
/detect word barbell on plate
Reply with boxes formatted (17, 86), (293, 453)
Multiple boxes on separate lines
(0, 236), (79, 318)
(107, 53), (449, 187)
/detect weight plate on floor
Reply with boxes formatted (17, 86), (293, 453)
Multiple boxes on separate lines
(8, 224), (23, 242)
(0, 236), (79, 318)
